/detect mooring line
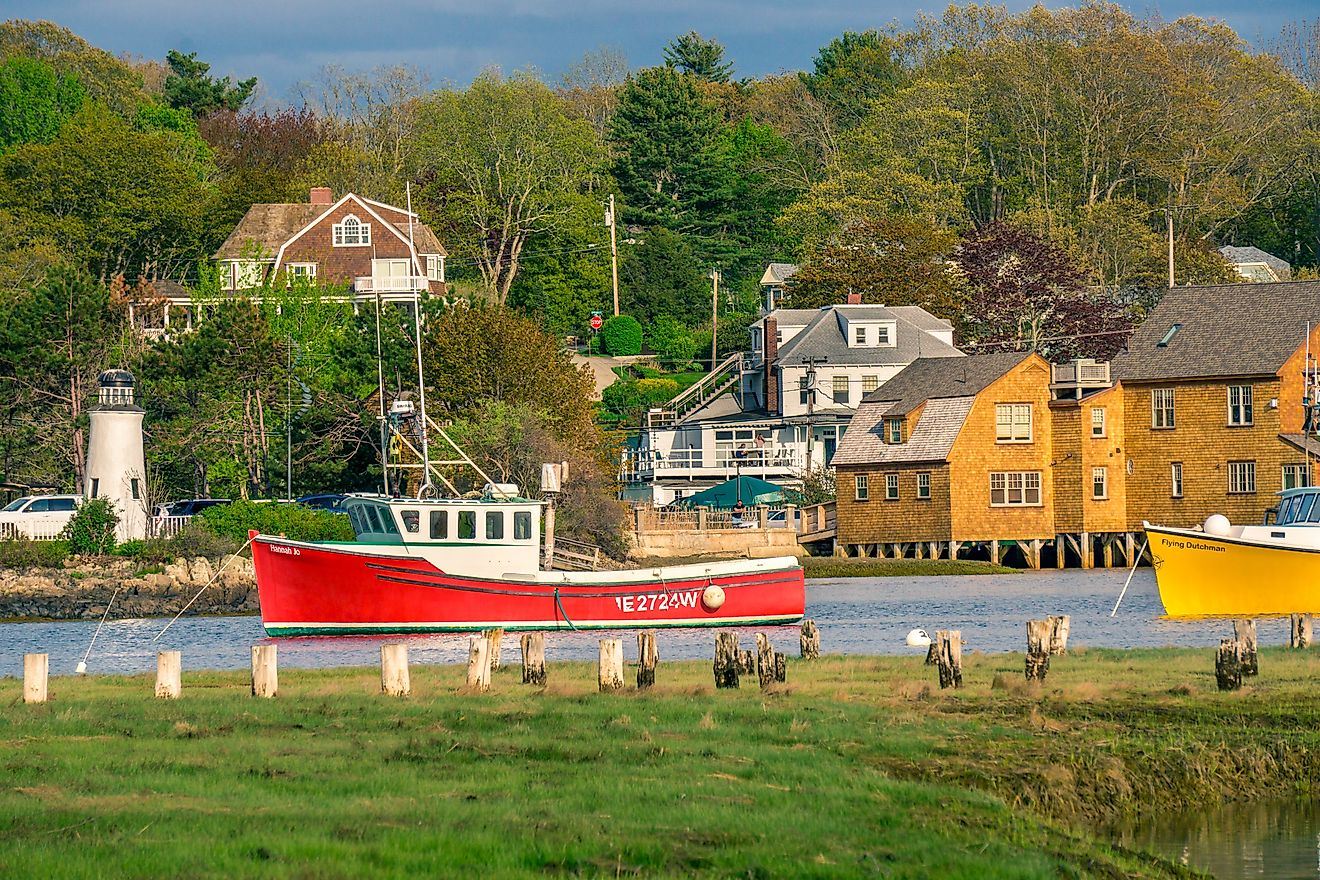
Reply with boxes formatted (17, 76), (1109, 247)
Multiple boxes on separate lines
(76, 584), (122, 674)
(1110, 537), (1148, 617)
(154, 533), (257, 641)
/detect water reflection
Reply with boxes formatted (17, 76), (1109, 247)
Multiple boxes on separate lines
(1113, 799), (1320, 879)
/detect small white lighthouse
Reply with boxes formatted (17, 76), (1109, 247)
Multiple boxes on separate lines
(84, 369), (148, 541)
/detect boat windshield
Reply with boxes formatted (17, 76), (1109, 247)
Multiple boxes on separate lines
(1275, 490), (1320, 525)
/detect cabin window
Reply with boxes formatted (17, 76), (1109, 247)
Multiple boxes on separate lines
(1170, 462), (1183, 498)
(1282, 463), (1309, 491)
(1306, 495), (1320, 523)
(1280, 495), (1302, 524)
(458, 510), (476, 540)
(348, 506), (368, 534)
(885, 474), (899, 500)
(917, 473), (931, 499)
(486, 511), (504, 540)
(1227, 461), (1256, 494)
(995, 404), (1032, 442)
(854, 475), (868, 501)
(401, 510), (420, 533)
(1227, 385), (1253, 426)
(362, 505), (383, 533)
(1152, 388), (1175, 429)
(1090, 408), (1105, 438)
(514, 511), (533, 540)
(430, 510), (448, 539)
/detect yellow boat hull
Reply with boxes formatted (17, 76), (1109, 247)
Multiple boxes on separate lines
(1145, 523), (1320, 618)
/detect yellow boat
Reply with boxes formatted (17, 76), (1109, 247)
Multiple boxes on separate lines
(1145, 487), (1320, 618)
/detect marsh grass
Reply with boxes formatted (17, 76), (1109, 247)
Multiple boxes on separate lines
(3, 648), (1318, 878)
(802, 556), (1016, 578)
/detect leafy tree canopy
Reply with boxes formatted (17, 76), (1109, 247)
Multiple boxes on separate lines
(163, 49), (256, 118)
(0, 56), (84, 151)
(801, 30), (907, 125)
(0, 20), (146, 116)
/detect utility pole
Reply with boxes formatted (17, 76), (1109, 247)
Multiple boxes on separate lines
(607, 194), (620, 316)
(802, 356), (827, 473)
(710, 268), (720, 371)
(1166, 206), (1175, 288)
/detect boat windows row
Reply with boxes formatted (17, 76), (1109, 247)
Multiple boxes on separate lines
(350, 504), (536, 543)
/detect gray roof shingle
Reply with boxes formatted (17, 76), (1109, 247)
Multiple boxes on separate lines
(859, 350), (1033, 416)
(1219, 246), (1290, 280)
(774, 305), (962, 367)
(1110, 281), (1320, 382)
(832, 396), (975, 466)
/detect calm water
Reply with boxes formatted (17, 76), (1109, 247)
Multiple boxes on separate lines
(0, 567), (1291, 676)
(1114, 799), (1320, 879)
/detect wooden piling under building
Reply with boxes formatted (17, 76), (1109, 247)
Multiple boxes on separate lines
(834, 530), (1152, 570)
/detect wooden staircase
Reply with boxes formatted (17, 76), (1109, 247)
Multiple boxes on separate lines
(646, 353), (750, 428)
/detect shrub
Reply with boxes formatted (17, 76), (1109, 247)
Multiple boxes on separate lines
(647, 316), (698, 366)
(601, 315), (642, 356)
(133, 525), (241, 563)
(61, 497), (118, 555)
(199, 501), (354, 545)
(0, 539), (69, 569)
(114, 539), (146, 558)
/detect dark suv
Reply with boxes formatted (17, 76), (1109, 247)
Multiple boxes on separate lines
(155, 499), (232, 517)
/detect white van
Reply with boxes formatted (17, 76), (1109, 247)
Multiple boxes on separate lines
(0, 495), (82, 540)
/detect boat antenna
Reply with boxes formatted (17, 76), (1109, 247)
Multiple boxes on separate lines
(375, 286), (389, 495)
(406, 181), (435, 497)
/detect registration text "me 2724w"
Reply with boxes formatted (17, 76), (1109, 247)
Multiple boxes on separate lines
(613, 591), (700, 614)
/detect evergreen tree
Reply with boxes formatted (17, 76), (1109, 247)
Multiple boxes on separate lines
(663, 31), (733, 83)
(164, 50), (256, 118)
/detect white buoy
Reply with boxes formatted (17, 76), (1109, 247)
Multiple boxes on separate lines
(701, 585), (726, 611)
(905, 628), (931, 648)
(1203, 514), (1232, 537)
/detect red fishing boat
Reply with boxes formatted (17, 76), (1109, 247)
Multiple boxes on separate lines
(251, 492), (804, 635)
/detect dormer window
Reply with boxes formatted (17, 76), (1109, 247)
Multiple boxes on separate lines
(855, 326), (867, 345)
(425, 255), (444, 281)
(333, 215), (371, 246)
(887, 419), (903, 444)
(877, 325), (890, 345)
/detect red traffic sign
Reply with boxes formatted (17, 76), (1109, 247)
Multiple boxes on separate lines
(590, 314), (603, 331)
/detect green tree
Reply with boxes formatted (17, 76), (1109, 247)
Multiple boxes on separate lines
(601, 315), (642, 356)
(163, 50), (256, 118)
(0, 20), (147, 117)
(618, 226), (710, 326)
(415, 70), (606, 305)
(663, 32), (733, 83)
(0, 56), (84, 150)
(801, 30), (908, 126)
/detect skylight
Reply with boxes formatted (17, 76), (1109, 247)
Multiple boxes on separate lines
(1156, 323), (1182, 347)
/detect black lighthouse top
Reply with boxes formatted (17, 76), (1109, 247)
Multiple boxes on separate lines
(96, 369), (137, 407)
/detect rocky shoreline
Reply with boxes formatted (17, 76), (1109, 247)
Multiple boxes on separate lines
(0, 556), (258, 621)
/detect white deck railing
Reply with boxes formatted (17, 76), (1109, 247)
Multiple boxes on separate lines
(354, 275), (430, 293)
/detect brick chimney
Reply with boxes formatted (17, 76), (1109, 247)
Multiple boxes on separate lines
(763, 315), (779, 414)
(845, 290), (862, 305)
(310, 187), (334, 206)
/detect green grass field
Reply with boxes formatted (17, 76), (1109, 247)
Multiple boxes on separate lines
(801, 556), (1016, 578)
(3, 647), (1318, 878)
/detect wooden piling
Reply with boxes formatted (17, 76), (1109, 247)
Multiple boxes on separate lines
(155, 650), (182, 699)
(799, 619), (820, 660)
(598, 639), (624, 692)
(1233, 619), (1258, 677)
(466, 636), (491, 692)
(1290, 614), (1313, 649)
(755, 633), (775, 690)
(714, 632), (740, 688)
(934, 630), (962, 689)
(484, 627), (504, 671)
(1047, 615), (1070, 655)
(520, 632), (546, 685)
(924, 641), (938, 666)
(773, 652), (787, 683)
(380, 643), (410, 697)
(1215, 638), (1242, 691)
(1025, 620), (1051, 682)
(636, 631), (657, 689)
(737, 648), (756, 675)
(23, 653), (47, 704)
(251, 644), (278, 698)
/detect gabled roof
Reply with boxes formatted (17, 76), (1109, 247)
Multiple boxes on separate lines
(774, 304), (962, 367)
(764, 308), (819, 328)
(1219, 245), (1290, 280)
(1111, 282), (1320, 382)
(859, 350), (1032, 416)
(832, 397), (975, 466)
(760, 262), (799, 285)
(213, 194), (447, 261)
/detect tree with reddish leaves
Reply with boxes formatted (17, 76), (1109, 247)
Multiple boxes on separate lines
(955, 223), (1133, 361)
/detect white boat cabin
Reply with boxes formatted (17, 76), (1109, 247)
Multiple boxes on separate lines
(344, 495), (544, 576)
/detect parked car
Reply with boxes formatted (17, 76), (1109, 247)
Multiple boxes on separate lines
(0, 495), (83, 539)
(296, 493), (349, 511)
(154, 499), (232, 518)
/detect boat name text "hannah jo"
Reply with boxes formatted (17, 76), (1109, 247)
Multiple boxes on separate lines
(1158, 537), (1226, 553)
(613, 591), (702, 613)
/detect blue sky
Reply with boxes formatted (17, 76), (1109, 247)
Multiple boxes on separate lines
(7, 1), (1315, 105)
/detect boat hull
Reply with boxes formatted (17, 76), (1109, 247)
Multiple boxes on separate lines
(251, 536), (805, 635)
(1145, 523), (1320, 617)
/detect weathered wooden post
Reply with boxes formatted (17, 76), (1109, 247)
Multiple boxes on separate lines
(924, 641), (938, 666)
(714, 631), (740, 688)
(1215, 638), (1242, 691)
(380, 643), (410, 697)
(520, 632), (546, 685)
(1047, 615), (1071, 655)
(598, 639), (624, 692)
(755, 633), (775, 690)
(466, 636), (491, 692)
(737, 648), (756, 675)
(773, 652), (787, 683)
(935, 630), (962, 689)
(155, 650), (182, 699)
(23, 653), (48, 704)
(1026, 619), (1051, 682)
(799, 619), (820, 660)
(1290, 614), (1312, 649)
(1233, 619), (1258, 677)
(636, 631), (657, 689)
(484, 628), (504, 671)
(251, 644), (278, 698)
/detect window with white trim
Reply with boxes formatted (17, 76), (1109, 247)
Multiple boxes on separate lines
(1283, 463), (1310, 491)
(425, 255), (443, 281)
(885, 473), (899, 500)
(854, 326), (867, 345)
(1090, 407), (1105, 438)
(876, 324), (891, 345)
(1171, 462), (1183, 498)
(917, 472), (931, 499)
(1092, 466), (1107, 499)
(887, 419), (902, 444)
(286, 263), (316, 279)
(333, 214), (371, 246)
(1227, 460), (1256, 494)
(1227, 385), (1253, 426)
(854, 474), (869, 501)
(832, 376), (849, 405)
(989, 471), (1042, 506)
(1152, 388), (1175, 428)
(799, 376), (810, 406)
(995, 404), (1032, 442)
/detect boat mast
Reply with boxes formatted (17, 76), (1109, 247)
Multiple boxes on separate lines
(406, 182), (435, 497)
(375, 287), (389, 495)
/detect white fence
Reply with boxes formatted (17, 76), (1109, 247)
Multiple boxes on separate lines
(0, 522), (67, 541)
(152, 515), (193, 538)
